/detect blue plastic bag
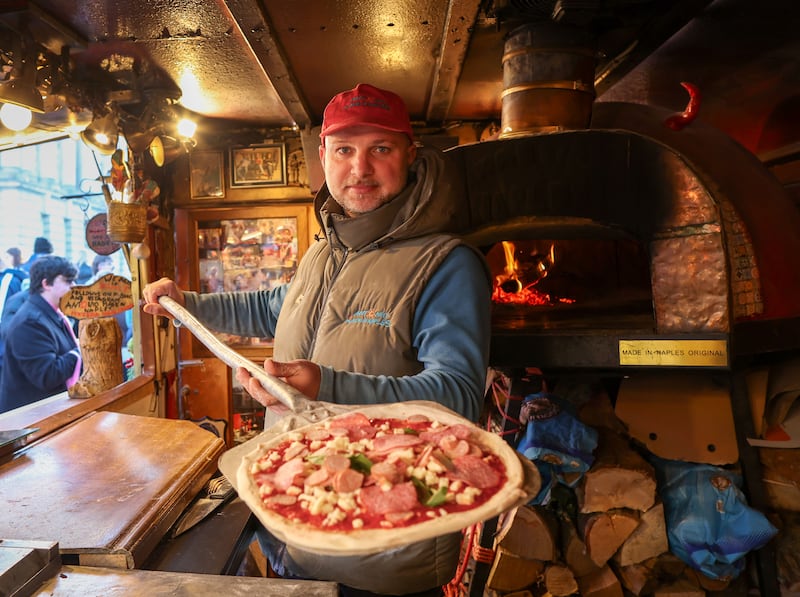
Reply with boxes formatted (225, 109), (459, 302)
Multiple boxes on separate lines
(516, 393), (598, 492)
(653, 457), (778, 580)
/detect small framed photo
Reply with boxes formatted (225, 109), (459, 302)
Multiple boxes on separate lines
(230, 144), (287, 187)
(190, 151), (225, 199)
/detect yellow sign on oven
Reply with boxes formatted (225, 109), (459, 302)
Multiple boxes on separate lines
(619, 339), (728, 367)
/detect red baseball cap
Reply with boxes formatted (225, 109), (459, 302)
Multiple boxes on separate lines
(320, 83), (414, 143)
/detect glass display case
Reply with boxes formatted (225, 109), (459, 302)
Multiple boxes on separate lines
(175, 205), (310, 359)
(174, 204), (311, 445)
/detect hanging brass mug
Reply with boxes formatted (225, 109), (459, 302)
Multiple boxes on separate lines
(107, 201), (147, 243)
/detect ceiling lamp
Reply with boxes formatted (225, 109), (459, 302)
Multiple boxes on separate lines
(0, 103), (33, 131)
(81, 108), (119, 155)
(148, 135), (187, 167)
(0, 78), (45, 114)
(123, 121), (161, 154)
(0, 36), (45, 114)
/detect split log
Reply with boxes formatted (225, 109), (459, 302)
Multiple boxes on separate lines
(486, 546), (544, 592)
(495, 505), (559, 562)
(576, 429), (657, 513)
(560, 514), (601, 578)
(615, 553), (690, 596)
(68, 317), (123, 398)
(578, 509), (640, 566)
(544, 563), (578, 596)
(759, 447), (800, 512)
(612, 501), (669, 566)
(614, 559), (657, 596)
(576, 564), (623, 597)
(775, 511), (800, 593)
(685, 567), (732, 592)
(652, 577), (704, 596)
(578, 388), (629, 435)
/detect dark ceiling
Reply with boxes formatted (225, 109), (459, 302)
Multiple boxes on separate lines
(1, 0), (798, 157)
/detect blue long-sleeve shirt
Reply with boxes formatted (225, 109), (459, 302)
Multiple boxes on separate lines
(184, 245), (490, 421)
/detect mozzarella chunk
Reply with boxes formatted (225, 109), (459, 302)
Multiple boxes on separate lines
(326, 436), (350, 452)
(323, 507), (346, 526)
(337, 493), (357, 512)
(388, 448), (415, 464)
(456, 486), (482, 506)
(426, 459), (445, 474)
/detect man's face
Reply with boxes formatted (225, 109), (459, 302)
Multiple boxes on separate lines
(42, 273), (75, 303)
(319, 126), (417, 217)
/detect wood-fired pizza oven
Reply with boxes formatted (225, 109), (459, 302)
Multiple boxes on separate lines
(447, 108), (800, 368)
(443, 24), (800, 369)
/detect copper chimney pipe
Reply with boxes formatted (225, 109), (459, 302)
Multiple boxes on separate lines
(500, 21), (597, 138)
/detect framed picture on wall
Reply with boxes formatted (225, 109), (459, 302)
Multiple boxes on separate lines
(189, 150), (225, 199)
(230, 143), (287, 187)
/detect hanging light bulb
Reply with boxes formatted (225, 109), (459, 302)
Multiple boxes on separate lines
(80, 108), (119, 155)
(0, 103), (33, 131)
(177, 117), (197, 139)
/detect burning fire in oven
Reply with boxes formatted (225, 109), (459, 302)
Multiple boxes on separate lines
(492, 241), (576, 306)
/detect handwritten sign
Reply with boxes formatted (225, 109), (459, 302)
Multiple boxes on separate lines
(86, 213), (121, 256)
(60, 274), (133, 319)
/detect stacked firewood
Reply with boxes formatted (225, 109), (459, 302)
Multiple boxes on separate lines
(482, 401), (747, 596)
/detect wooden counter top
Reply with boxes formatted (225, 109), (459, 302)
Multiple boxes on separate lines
(0, 411), (224, 569)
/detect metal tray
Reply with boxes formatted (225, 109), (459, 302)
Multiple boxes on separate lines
(0, 427), (38, 459)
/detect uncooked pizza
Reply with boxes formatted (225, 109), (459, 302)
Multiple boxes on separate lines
(236, 401), (527, 555)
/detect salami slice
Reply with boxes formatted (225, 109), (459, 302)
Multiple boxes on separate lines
(449, 454), (502, 489)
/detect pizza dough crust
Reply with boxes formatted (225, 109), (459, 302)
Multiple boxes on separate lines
(236, 401), (528, 556)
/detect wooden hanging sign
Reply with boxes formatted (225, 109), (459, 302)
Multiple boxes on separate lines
(85, 213), (122, 256)
(60, 274), (133, 319)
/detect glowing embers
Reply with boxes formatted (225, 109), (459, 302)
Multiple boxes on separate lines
(491, 241), (575, 306)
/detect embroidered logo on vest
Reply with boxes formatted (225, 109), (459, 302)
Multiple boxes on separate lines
(345, 309), (391, 327)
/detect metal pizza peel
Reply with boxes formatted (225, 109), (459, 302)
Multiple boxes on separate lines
(159, 296), (316, 415)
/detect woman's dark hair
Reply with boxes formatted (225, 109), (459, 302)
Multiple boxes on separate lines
(29, 256), (77, 294)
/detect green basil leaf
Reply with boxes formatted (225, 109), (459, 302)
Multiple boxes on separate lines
(425, 486), (448, 507)
(410, 476), (432, 501)
(348, 453), (373, 474)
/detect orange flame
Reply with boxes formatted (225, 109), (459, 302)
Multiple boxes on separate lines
(492, 241), (575, 306)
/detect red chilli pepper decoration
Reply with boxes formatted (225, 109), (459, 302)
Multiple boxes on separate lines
(663, 81), (701, 131)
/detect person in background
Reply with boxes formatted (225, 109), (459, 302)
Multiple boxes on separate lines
(0, 256), (81, 413)
(6, 247), (24, 271)
(21, 237), (53, 274)
(0, 248), (30, 381)
(75, 251), (93, 284)
(143, 83), (491, 597)
(88, 254), (114, 283)
(0, 248), (28, 324)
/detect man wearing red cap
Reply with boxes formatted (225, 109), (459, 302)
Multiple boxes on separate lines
(143, 83), (490, 596)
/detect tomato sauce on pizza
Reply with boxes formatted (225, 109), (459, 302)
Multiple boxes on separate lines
(245, 411), (508, 532)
